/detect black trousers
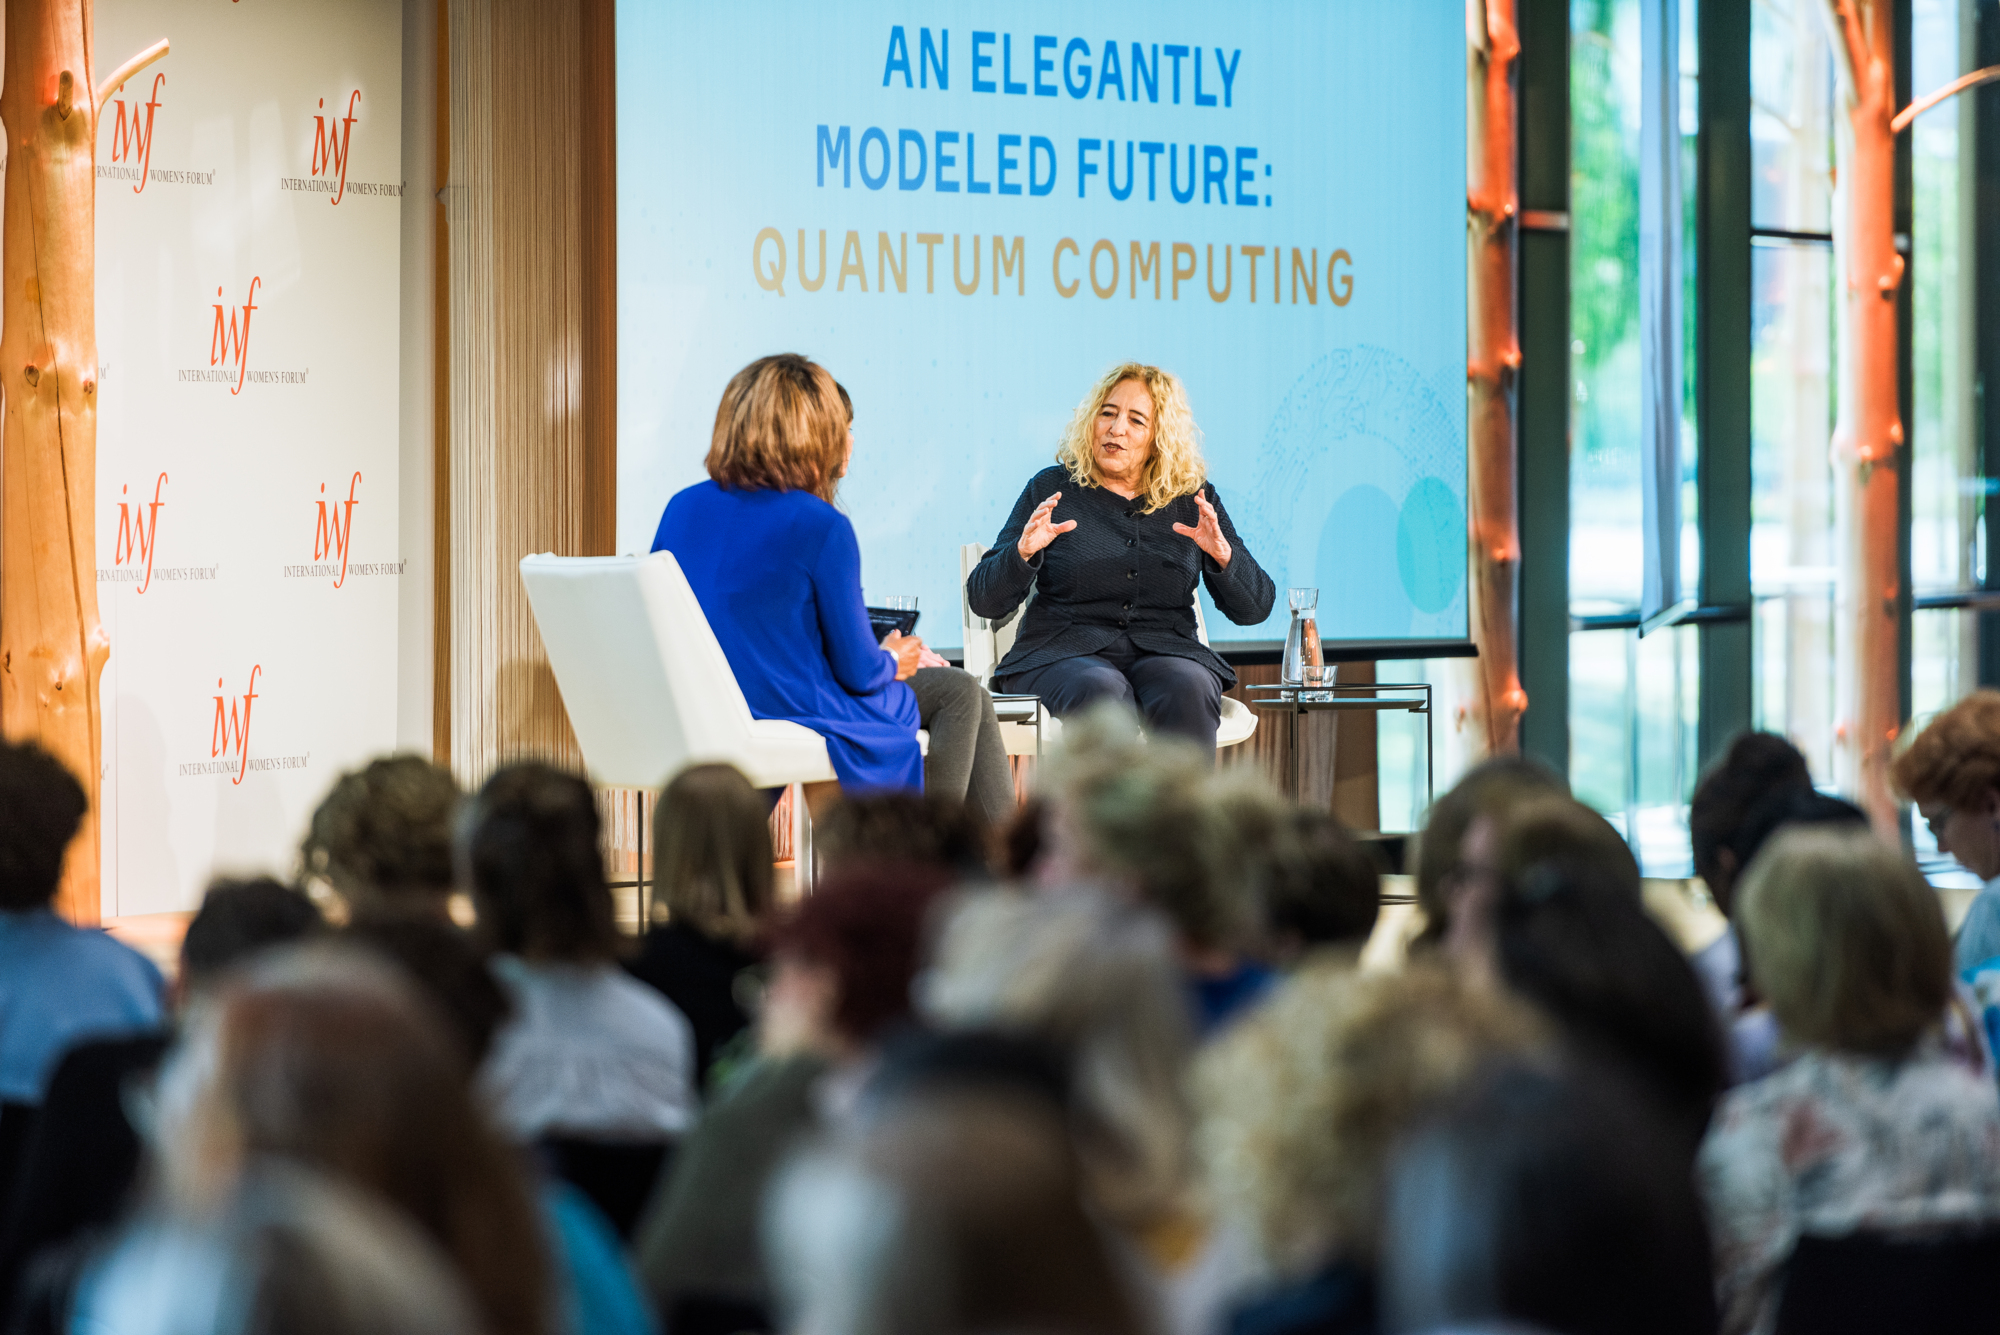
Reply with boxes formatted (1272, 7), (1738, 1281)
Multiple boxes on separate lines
(998, 638), (1224, 762)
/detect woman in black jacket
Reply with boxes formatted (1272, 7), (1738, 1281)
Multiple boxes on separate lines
(966, 363), (1275, 760)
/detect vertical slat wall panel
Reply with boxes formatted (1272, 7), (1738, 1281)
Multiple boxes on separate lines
(445, 0), (612, 783)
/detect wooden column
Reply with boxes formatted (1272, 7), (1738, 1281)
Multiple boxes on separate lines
(1, 5), (166, 923)
(1822, 0), (1904, 831)
(1464, 0), (1528, 759)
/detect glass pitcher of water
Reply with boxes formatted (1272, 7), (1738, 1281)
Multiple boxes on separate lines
(1282, 587), (1323, 686)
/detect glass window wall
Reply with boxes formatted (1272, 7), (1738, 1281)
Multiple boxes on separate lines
(1568, 0), (1700, 872)
(1748, 0), (1837, 779)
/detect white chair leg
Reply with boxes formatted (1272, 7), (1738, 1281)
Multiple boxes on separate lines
(791, 781), (815, 894)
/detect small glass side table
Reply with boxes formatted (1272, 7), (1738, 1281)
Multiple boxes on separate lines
(1245, 681), (1434, 814)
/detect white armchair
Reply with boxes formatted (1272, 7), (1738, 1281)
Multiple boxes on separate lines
(518, 551), (837, 882)
(957, 543), (1257, 754)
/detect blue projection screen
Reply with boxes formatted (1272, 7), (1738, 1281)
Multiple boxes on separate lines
(616, 3), (1468, 652)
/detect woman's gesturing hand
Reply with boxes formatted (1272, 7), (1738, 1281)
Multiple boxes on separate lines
(1172, 490), (1232, 568)
(1016, 492), (1078, 562)
(881, 631), (925, 681)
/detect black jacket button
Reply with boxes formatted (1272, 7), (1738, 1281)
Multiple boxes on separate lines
(1126, 569), (1136, 579)
(1122, 601), (1132, 611)
(1126, 537), (1136, 547)
(1117, 618), (1128, 628)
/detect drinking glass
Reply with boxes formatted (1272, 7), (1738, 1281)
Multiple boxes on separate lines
(1301, 664), (1337, 703)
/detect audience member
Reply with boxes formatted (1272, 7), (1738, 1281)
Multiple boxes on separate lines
(1380, 1062), (1717, 1335)
(636, 862), (952, 1335)
(1409, 753), (1568, 953)
(1487, 798), (1728, 1148)
(1689, 732), (1814, 922)
(0, 742), (163, 1112)
(1700, 828), (2000, 1335)
(626, 763), (775, 1092)
(918, 887), (1203, 1330)
(1689, 734), (1867, 1085)
(463, 763), (696, 1146)
(73, 1163), (482, 1335)
(139, 946), (551, 1335)
(1715, 788), (1871, 1082)
(301, 756), (512, 1097)
(1259, 811), (1382, 965)
(767, 1076), (1143, 1335)
(300, 754), (463, 920)
(815, 790), (993, 879)
(1195, 964), (1546, 1335)
(1001, 795), (1048, 881)
(177, 876), (326, 990)
(1040, 708), (1270, 1032)
(1893, 690), (2000, 972)
(342, 913), (511, 1065)
(0, 876), (323, 1327)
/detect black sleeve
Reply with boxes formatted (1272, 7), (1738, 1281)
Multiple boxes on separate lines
(967, 477), (1049, 620)
(1199, 484), (1277, 626)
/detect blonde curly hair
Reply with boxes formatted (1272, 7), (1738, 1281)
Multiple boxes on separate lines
(1054, 363), (1207, 514)
(1194, 962), (1547, 1273)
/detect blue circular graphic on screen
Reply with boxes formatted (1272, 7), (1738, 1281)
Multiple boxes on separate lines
(1318, 485), (1409, 637)
(1397, 476), (1465, 613)
(1248, 345), (1467, 640)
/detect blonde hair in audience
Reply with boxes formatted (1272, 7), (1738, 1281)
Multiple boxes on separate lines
(1194, 963), (1547, 1274)
(1737, 826), (1953, 1057)
(1891, 689), (2000, 809)
(705, 353), (849, 502)
(652, 763), (773, 941)
(920, 887), (1196, 1237)
(1042, 706), (1252, 951)
(1054, 362), (1207, 514)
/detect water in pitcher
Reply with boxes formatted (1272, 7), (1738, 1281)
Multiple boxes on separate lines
(1281, 587), (1323, 686)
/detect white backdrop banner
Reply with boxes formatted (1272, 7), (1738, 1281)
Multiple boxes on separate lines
(93, 0), (405, 916)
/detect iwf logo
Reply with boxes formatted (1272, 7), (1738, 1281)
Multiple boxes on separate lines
(114, 473), (168, 593)
(315, 473), (361, 587)
(211, 277), (260, 395)
(312, 91), (360, 205)
(105, 72), (164, 194)
(212, 665), (261, 786)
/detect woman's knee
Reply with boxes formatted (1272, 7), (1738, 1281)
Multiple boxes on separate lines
(913, 667), (984, 722)
(1135, 660), (1222, 723)
(1067, 663), (1136, 706)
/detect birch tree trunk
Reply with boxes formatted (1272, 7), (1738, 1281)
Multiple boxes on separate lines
(1461, 0), (1527, 760)
(2, 0), (110, 922)
(1821, 0), (1902, 832)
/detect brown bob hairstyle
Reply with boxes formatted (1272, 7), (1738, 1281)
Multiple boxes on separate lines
(706, 353), (849, 502)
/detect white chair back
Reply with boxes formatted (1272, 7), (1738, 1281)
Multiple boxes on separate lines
(959, 542), (1027, 685)
(519, 551), (826, 788)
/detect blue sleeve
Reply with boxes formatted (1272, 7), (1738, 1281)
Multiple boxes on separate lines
(810, 513), (898, 697)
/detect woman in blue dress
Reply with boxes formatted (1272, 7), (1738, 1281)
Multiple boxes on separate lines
(651, 354), (1013, 828)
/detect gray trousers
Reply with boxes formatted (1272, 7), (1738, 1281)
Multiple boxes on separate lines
(906, 667), (1015, 830)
